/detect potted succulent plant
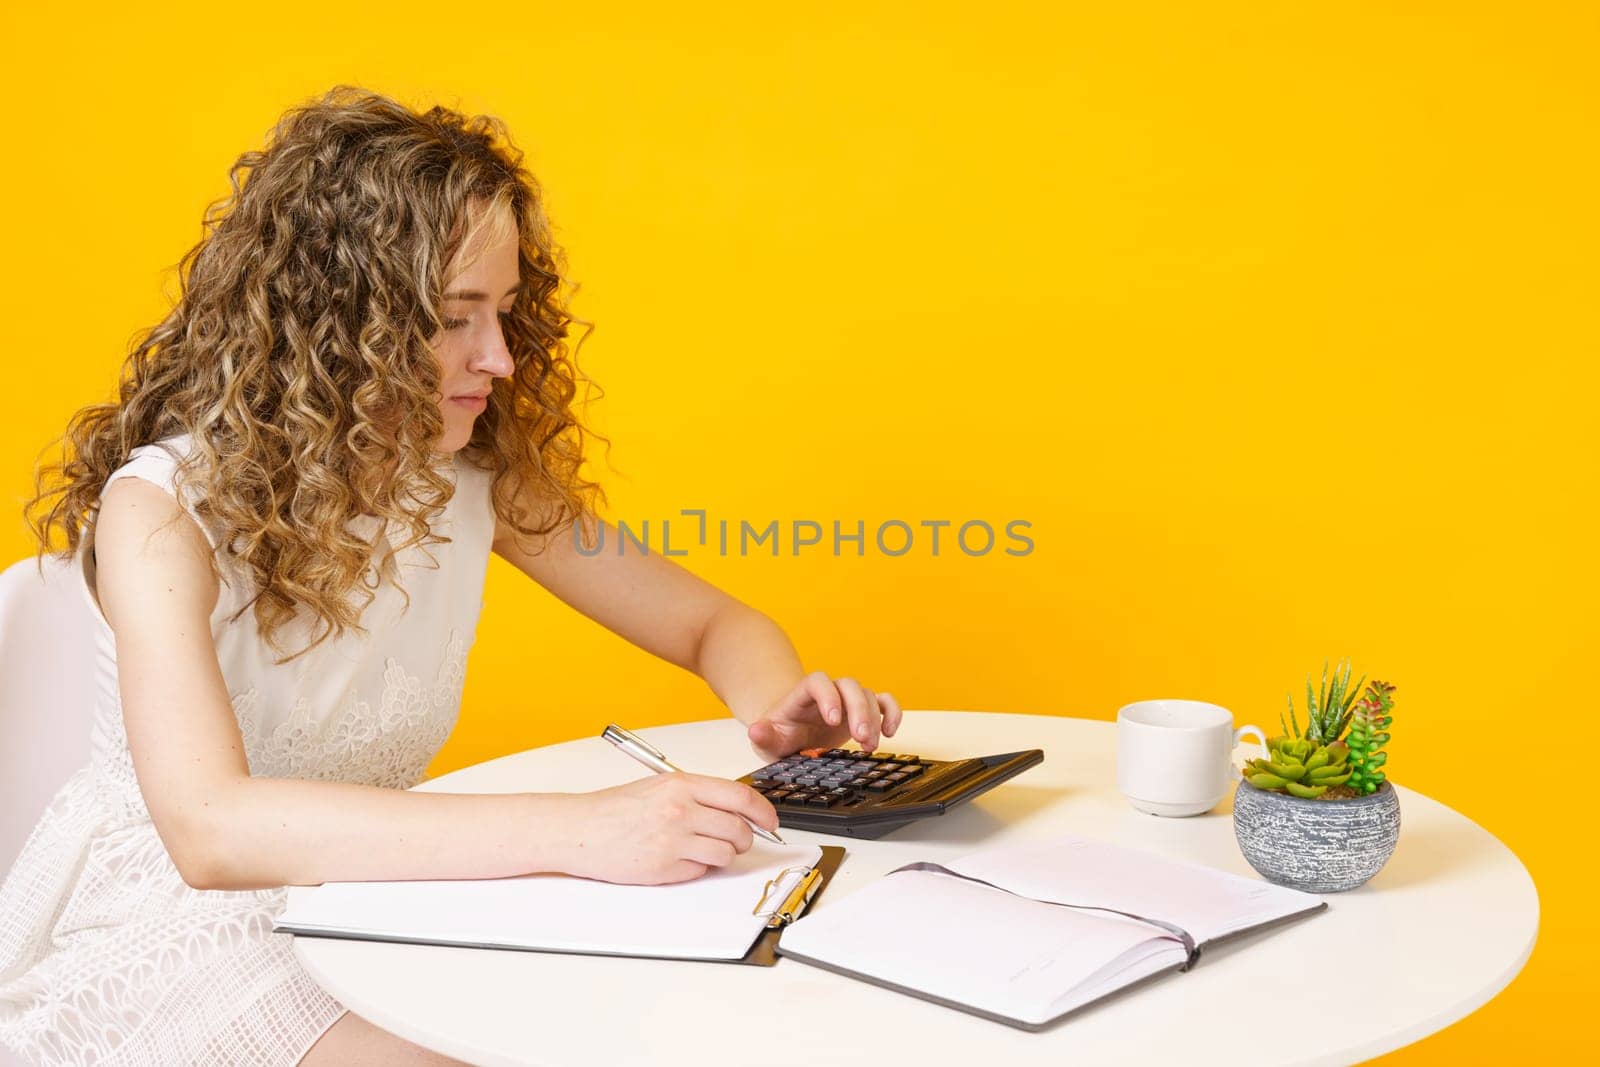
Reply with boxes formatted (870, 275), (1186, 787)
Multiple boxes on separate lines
(1232, 660), (1400, 892)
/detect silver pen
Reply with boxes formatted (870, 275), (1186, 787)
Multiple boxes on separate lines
(601, 724), (787, 844)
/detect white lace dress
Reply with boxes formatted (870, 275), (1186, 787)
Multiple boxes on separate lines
(0, 433), (495, 1065)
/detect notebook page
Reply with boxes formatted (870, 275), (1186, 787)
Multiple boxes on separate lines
(1047, 936), (1189, 1018)
(942, 834), (1322, 944)
(275, 841), (822, 961)
(778, 868), (1188, 1026)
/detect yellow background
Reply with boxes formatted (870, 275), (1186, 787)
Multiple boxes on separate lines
(2, 1), (1591, 1059)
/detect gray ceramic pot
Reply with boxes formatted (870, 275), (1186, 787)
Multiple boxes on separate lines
(1232, 779), (1401, 892)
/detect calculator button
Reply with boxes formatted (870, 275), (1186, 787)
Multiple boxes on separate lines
(799, 747), (830, 758)
(819, 777), (846, 788)
(794, 776), (820, 786)
(825, 749), (852, 758)
(771, 773), (797, 784)
(898, 764), (925, 777)
(866, 779), (898, 792)
(868, 751), (891, 760)
(887, 772), (910, 782)
(893, 755), (920, 763)
(806, 794), (840, 808)
(826, 787), (853, 798)
(783, 791), (816, 804)
(766, 788), (793, 800)
(751, 778), (776, 789)
(878, 762), (903, 772)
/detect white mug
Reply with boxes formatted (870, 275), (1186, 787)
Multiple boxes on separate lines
(1116, 700), (1269, 817)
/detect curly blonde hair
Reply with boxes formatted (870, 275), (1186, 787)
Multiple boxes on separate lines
(23, 85), (610, 664)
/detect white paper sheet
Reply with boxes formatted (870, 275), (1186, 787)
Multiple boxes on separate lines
(274, 840), (823, 962)
(945, 834), (1322, 943)
(778, 869), (1187, 1025)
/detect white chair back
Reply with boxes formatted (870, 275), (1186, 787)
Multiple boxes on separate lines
(0, 551), (99, 881)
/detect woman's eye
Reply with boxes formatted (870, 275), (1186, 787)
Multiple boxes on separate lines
(441, 309), (514, 333)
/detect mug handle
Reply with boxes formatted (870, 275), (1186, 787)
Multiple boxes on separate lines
(1233, 725), (1269, 770)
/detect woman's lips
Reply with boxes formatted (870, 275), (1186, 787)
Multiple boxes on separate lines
(450, 395), (487, 412)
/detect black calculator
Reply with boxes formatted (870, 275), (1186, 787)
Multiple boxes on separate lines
(738, 746), (1044, 839)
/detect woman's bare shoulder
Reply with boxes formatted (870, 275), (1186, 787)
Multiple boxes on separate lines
(91, 476), (221, 633)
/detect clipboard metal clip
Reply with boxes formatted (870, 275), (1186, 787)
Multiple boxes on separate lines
(753, 865), (825, 929)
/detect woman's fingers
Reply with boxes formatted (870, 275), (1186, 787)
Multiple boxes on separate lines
(683, 834), (740, 869)
(801, 670), (845, 726)
(686, 775), (776, 834)
(835, 676), (884, 751)
(691, 804), (755, 854)
(752, 674), (899, 759)
(680, 798), (755, 873)
(878, 691), (902, 737)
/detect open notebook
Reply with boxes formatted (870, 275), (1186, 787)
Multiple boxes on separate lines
(274, 840), (839, 966)
(775, 834), (1327, 1030)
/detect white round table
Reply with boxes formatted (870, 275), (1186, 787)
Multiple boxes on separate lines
(292, 711), (1539, 1066)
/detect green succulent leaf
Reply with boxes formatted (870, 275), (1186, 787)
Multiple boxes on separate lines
(1267, 759), (1307, 780)
(1323, 663), (1344, 739)
(1306, 676), (1318, 738)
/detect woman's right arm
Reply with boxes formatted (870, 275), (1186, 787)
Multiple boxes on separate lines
(93, 477), (776, 891)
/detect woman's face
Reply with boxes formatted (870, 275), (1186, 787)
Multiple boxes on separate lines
(430, 211), (520, 452)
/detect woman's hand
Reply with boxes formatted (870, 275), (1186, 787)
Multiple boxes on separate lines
(746, 671), (903, 763)
(558, 773), (780, 885)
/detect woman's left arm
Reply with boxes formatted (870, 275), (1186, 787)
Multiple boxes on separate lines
(492, 510), (900, 762)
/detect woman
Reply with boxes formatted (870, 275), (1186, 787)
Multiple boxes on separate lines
(0, 85), (901, 1065)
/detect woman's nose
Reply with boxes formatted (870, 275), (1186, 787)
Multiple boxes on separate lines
(471, 335), (515, 377)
